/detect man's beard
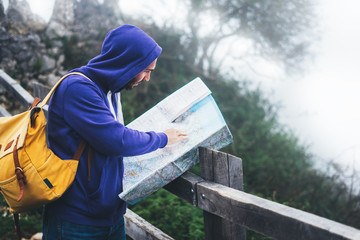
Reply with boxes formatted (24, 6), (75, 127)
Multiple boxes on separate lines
(122, 77), (138, 90)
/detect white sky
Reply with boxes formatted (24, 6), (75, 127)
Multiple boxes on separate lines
(4, 0), (360, 173)
(116, 0), (360, 174)
(268, 0), (360, 172)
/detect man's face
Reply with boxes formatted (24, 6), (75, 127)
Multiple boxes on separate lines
(124, 59), (157, 90)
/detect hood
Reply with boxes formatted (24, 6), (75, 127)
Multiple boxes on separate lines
(75, 24), (162, 93)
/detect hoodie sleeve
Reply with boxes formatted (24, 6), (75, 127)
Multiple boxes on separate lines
(62, 79), (168, 157)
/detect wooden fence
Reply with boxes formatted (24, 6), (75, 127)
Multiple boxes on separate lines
(1, 69), (360, 239)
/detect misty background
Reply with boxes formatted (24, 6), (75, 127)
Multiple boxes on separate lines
(15, 0), (359, 174)
(1, 0), (360, 239)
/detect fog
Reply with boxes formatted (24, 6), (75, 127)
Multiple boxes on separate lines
(117, 0), (360, 175)
(7, 0), (360, 175)
(261, 0), (360, 173)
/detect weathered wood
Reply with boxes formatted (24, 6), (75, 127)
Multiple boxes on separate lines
(200, 147), (221, 240)
(164, 171), (203, 206)
(212, 149), (229, 185)
(3, 68), (360, 240)
(199, 147), (214, 181)
(223, 152), (247, 239)
(228, 154), (244, 191)
(196, 181), (360, 240)
(0, 69), (34, 108)
(125, 209), (174, 240)
(199, 147), (246, 240)
(0, 105), (11, 117)
(32, 81), (51, 100)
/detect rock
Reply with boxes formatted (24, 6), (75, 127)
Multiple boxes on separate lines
(46, 0), (75, 38)
(15, 50), (32, 62)
(0, 0), (125, 95)
(0, 57), (17, 71)
(57, 54), (65, 67)
(9, 41), (28, 53)
(25, 33), (41, 45)
(6, 0), (47, 35)
(0, 47), (13, 59)
(48, 47), (58, 56)
(0, 32), (11, 41)
(47, 73), (60, 86)
(19, 232), (43, 240)
(52, 40), (64, 48)
(0, 0), (5, 21)
(46, 20), (72, 39)
(40, 55), (56, 73)
(30, 232), (43, 240)
(25, 15), (47, 32)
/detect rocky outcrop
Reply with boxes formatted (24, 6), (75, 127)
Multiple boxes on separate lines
(0, 1), (5, 21)
(0, 2), (47, 90)
(0, 0), (124, 113)
(46, 0), (75, 38)
(0, 0), (123, 89)
(6, 0), (47, 34)
(47, 0), (123, 40)
(0, 0), (55, 89)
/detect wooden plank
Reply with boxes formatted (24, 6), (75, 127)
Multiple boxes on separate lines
(225, 153), (246, 239)
(124, 209), (174, 240)
(0, 105), (11, 117)
(196, 181), (360, 240)
(32, 81), (51, 100)
(0, 69), (34, 108)
(199, 147), (214, 181)
(164, 171), (203, 206)
(199, 148), (245, 240)
(209, 149), (232, 240)
(199, 147), (220, 240)
(228, 154), (243, 191)
(212, 149), (229, 185)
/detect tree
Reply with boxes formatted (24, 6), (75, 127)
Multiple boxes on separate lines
(2, 1), (360, 239)
(121, 23), (360, 233)
(177, 0), (316, 75)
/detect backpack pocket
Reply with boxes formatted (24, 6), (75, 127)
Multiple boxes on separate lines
(0, 162), (57, 213)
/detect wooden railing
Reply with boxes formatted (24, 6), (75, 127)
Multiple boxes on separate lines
(165, 149), (360, 240)
(1, 69), (360, 240)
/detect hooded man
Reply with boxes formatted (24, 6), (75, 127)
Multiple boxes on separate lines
(43, 25), (188, 239)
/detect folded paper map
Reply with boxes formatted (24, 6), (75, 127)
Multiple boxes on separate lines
(119, 77), (233, 204)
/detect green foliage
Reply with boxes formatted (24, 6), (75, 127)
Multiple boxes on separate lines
(44, 36), (54, 49)
(32, 58), (43, 72)
(0, 195), (42, 239)
(129, 189), (204, 240)
(0, 215), (16, 240)
(61, 31), (105, 69)
(1, 2), (359, 239)
(119, 25), (360, 237)
(61, 35), (88, 69)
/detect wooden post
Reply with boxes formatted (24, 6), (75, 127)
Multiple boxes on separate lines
(0, 69), (34, 108)
(199, 147), (246, 240)
(0, 105), (11, 117)
(125, 209), (174, 240)
(32, 81), (51, 100)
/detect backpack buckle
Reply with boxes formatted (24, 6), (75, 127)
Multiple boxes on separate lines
(15, 167), (23, 174)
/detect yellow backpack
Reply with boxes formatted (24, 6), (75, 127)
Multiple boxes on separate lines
(0, 72), (89, 215)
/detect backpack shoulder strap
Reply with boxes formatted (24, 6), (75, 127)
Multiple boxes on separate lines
(38, 72), (92, 108)
(37, 72), (94, 181)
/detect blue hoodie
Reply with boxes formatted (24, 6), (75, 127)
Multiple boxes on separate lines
(46, 25), (167, 226)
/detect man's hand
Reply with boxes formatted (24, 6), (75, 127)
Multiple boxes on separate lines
(163, 128), (188, 145)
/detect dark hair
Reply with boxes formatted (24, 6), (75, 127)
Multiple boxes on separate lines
(122, 77), (137, 90)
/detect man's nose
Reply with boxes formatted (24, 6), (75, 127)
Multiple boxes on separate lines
(144, 72), (151, 81)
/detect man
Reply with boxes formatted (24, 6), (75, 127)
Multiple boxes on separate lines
(43, 24), (188, 239)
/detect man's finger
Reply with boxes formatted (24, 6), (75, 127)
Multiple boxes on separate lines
(177, 130), (187, 136)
